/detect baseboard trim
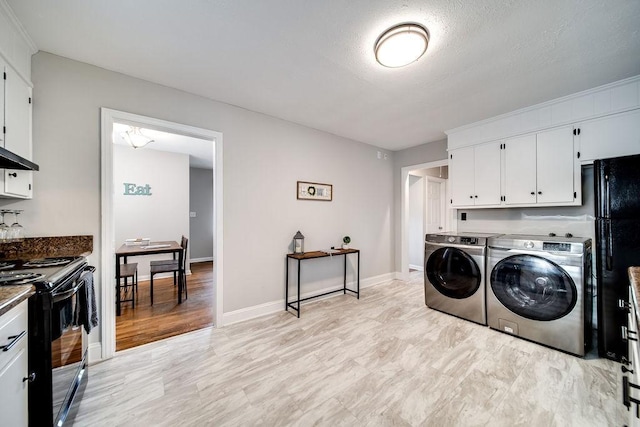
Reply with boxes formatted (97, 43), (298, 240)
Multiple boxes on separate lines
(222, 272), (397, 326)
(191, 257), (213, 263)
(88, 342), (102, 364)
(409, 264), (424, 272)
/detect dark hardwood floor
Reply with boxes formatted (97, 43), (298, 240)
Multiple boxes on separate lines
(116, 261), (214, 352)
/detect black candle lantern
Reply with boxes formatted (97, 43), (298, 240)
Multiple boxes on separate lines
(293, 231), (304, 254)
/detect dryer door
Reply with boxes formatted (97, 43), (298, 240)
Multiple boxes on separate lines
(426, 247), (481, 299)
(490, 254), (577, 321)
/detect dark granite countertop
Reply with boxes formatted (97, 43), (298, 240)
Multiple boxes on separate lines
(0, 285), (34, 317)
(0, 235), (93, 260)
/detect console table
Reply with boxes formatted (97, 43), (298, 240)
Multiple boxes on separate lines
(285, 249), (360, 317)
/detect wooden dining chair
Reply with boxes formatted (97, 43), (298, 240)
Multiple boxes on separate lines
(149, 236), (188, 304)
(118, 262), (138, 308)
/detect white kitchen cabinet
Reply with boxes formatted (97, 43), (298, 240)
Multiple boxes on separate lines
(0, 300), (29, 427)
(0, 62), (33, 199)
(0, 58), (5, 148)
(503, 127), (578, 206)
(449, 141), (501, 207)
(578, 109), (640, 163)
(503, 134), (537, 205)
(536, 126), (576, 204)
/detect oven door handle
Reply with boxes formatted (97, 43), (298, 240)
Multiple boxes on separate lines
(52, 280), (85, 303)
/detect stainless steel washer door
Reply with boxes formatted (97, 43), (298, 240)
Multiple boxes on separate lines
(490, 254), (577, 321)
(426, 247), (481, 299)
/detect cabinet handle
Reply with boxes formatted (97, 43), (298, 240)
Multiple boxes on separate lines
(530, 192), (535, 195)
(469, 196), (473, 199)
(474, 195), (478, 198)
(620, 299), (631, 312)
(0, 330), (26, 352)
(7, 172), (17, 178)
(22, 372), (36, 383)
(538, 191), (542, 195)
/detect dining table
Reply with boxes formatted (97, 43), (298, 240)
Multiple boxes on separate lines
(115, 240), (183, 315)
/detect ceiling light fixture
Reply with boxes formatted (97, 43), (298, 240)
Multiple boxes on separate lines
(375, 23), (429, 68)
(123, 126), (154, 149)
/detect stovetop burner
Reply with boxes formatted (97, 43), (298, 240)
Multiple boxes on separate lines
(0, 271), (45, 285)
(23, 258), (73, 268)
(0, 261), (16, 270)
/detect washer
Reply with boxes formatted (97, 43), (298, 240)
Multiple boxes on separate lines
(486, 234), (593, 356)
(424, 232), (500, 325)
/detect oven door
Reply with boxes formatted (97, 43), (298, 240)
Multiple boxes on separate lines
(50, 272), (89, 426)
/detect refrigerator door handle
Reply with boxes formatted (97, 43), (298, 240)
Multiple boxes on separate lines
(605, 174), (611, 218)
(605, 220), (613, 271)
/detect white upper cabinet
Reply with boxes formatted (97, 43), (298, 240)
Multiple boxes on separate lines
(0, 63), (33, 199)
(504, 134), (537, 205)
(504, 127), (578, 206)
(473, 142), (502, 206)
(577, 109), (640, 163)
(536, 126), (576, 204)
(450, 141), (501, 207)
(450, 126), (580, 209)
(4, 66), (31, 159)
(0, 58), (5, 148)
(449, 146), (475, 207)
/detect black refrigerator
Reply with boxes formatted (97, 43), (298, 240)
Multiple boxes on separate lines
(595, 153), (640, 361)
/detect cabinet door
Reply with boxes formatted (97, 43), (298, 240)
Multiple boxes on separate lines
(0, 348), (28, 427)
(449, 146), (475, 207)
(0, 60), (5, 148)
(474, 141), (502, 206)
(4, 67), (31, 159)
(2, 67), (32, 199)
(579, 109), (640, 163)
(504, 134), (536, 205)
(536, 126), (575, 204)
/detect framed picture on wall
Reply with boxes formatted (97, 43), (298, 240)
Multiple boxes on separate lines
(297, 181), (332, 201)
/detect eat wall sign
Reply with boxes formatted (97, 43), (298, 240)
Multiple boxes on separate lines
(123, 182), (152, 196)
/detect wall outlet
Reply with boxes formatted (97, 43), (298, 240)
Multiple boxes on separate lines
(189, 212), (197, 218)
(461, 212), (467, 221)
(377, 151), (382, 159)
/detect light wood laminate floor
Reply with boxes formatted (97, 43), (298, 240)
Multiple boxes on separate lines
(77, 271), (624, 426)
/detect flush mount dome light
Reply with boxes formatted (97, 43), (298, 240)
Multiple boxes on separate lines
(375, 23), (429, 68)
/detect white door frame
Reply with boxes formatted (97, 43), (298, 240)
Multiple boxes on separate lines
(99, 108), (224, 361)
(424, 176), (446, 235)
(400, 159), (450, 282)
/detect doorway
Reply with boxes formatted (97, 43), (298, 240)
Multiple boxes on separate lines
(400, 160), (452, 281)
(100, 108), (223, 361)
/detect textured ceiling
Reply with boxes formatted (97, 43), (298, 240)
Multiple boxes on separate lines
(6, 0), (640, 151)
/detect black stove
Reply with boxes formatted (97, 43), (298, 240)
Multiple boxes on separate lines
(6, 255), (94, 427)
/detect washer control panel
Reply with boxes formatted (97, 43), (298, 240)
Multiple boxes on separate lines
(543, 242), (572, 252)
(460, 237), (478, 245)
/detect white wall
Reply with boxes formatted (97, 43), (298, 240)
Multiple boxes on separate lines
(408, 175), (424, 269)
(12, 53), (394, 345)
(113, 145), (190, 278)
(189, 167), (213, 261)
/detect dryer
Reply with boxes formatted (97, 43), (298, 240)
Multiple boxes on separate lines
(424, 232), (500, 325)
(486, 234), (593, 356)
